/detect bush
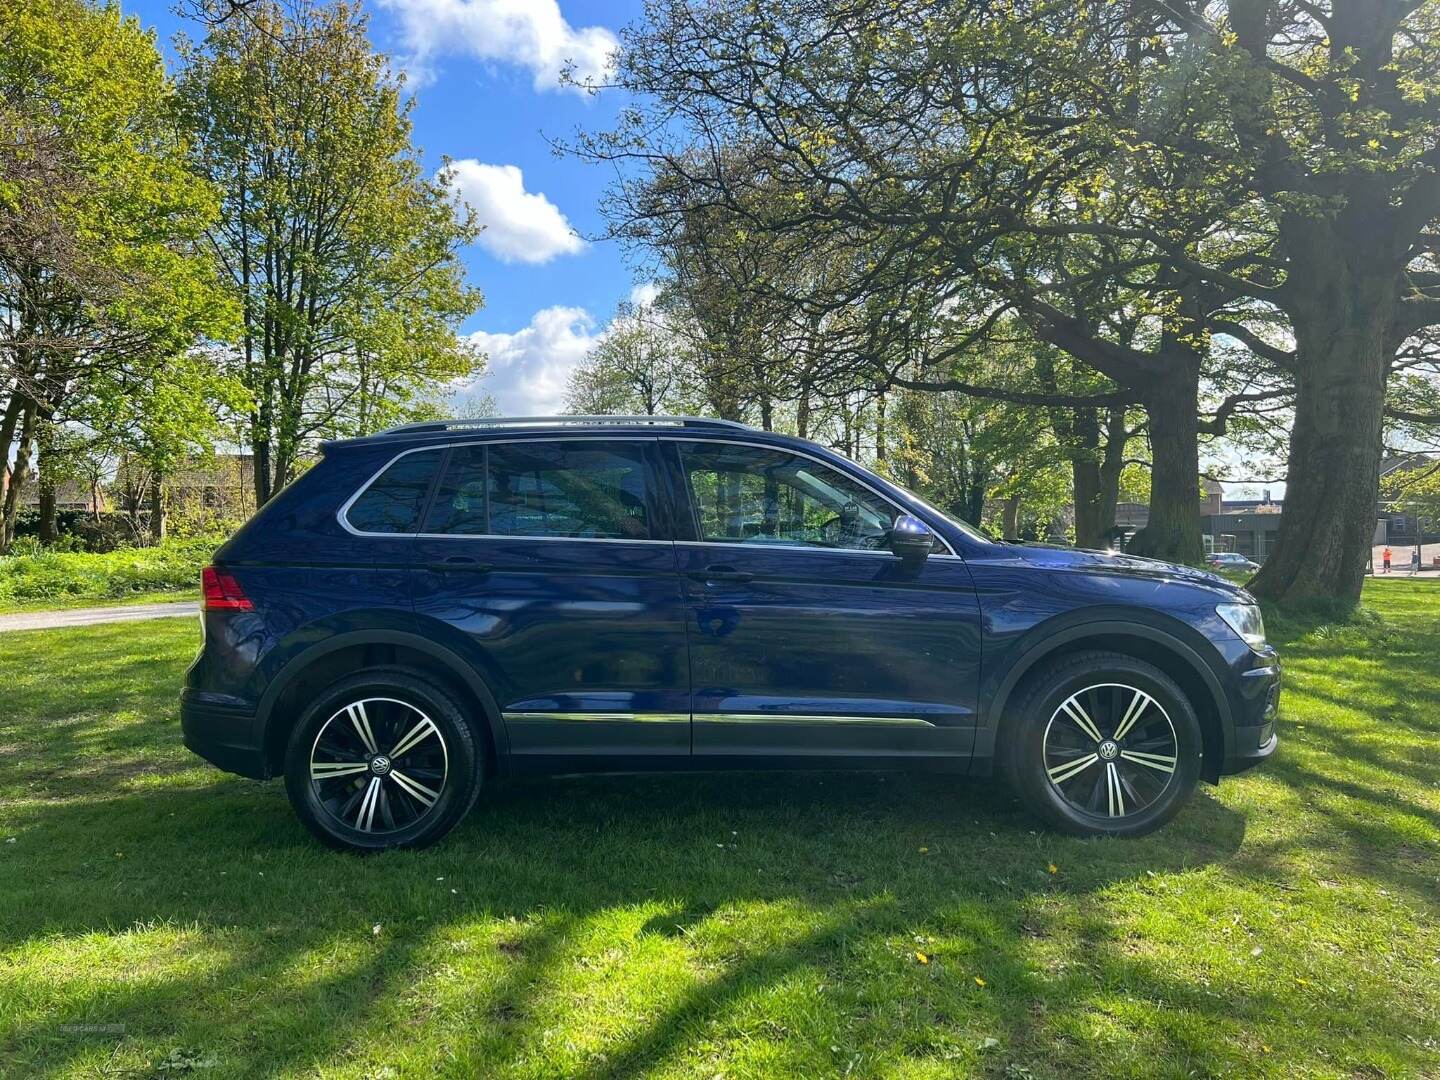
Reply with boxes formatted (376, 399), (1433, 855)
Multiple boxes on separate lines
(0, 537), (221, 608)
(13, 509), (144, 552)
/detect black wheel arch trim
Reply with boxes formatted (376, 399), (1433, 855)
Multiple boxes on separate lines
(977, 612), (1235, 773)
(253, 627), (507, 774)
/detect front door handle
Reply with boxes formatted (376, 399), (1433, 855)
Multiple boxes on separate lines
(686, 565), (754, 584)
(425, 556), (494, 573)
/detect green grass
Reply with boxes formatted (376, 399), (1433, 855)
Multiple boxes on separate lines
(0, 589), (198, 615)
(1, 581), (1437, 1078)
(0, 539), (216, 611)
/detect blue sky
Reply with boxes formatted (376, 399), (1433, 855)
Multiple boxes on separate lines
(122, 0), (650, 414)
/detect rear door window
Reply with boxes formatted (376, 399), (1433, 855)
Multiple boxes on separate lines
(344, 449), (441, 534)
(422, 440), (654, 540)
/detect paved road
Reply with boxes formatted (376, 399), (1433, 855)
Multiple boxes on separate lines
(1371, 540), (1440, 576)
(0, 601), (199, 633)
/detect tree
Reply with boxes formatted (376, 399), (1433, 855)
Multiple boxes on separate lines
(566, 297), (693, 415)
(1380, 458), (1440, 540)
(580, 0), (1440, 603)
(177, 0), (483, 506)
(884, 385), (1072, 535)
(577, 0), (1294, 569)
(1144, 0), (1440, 606)
(0, 0), (233, 551)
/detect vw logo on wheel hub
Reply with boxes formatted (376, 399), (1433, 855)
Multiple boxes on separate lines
(368, 754), (392, 776)
(1098, 740), (1120, 761)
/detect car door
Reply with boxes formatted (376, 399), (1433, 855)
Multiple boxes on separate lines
(410, 437), (690, 767)
(668, 438), (983, 765)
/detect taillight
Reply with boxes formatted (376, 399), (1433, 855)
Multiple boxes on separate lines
(202, 565), (254, 611)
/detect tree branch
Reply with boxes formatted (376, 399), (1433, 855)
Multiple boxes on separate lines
(887, 374), (1133, 408)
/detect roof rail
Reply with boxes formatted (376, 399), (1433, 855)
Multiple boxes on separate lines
(374, 415), (755, 436)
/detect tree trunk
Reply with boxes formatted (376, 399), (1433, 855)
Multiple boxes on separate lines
(148, 473), (167, 543)
(35, 421), (58, 545)
(1001, 494), (1021, 541)
(1097, 406), (1127, 544)
(0, 392), (25, 512)
(1249, 294), (1390, 608)
(37, 475), (58, 545)
(965, 456), (990, 527)
(1128, 369), (1203, 564)
(0, 402), (38, 552)
(1069, 407), (1106, 549)
(1066, 405), (1126, 550)
(253, 432), (273, 508)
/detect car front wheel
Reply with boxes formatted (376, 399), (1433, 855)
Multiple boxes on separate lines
(1001, 651), (1203, 837)
(283, 669), (483, 851)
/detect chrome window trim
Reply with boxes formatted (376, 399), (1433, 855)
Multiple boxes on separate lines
(674, 539), (962, 561)
(336, 445), (448, 538)
(337, 432), (962, 559)
(337, 436), (665, 540)
(664, 435), (959, 557)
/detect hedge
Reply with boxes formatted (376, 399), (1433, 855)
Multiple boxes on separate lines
(0, 537), (220, 608)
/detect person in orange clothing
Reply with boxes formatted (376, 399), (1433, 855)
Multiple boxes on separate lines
(1383, 546), (1392, 573)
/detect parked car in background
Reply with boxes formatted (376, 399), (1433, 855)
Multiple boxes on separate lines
(1207, 552), (1260, 573)
(182, 416), (1280, 851)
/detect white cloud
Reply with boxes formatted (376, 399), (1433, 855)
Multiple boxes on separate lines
(461, 305), (603, 415)
(443, 160), (585, 264)
(628, 281), (660, 308)
(378, 0), (616, 92)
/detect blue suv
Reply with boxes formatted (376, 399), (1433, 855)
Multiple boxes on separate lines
(182, 416), (1279, 851)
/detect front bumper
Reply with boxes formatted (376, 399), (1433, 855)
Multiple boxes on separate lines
(1222, 662), (1280, 775)
(181, 690), (267, 779)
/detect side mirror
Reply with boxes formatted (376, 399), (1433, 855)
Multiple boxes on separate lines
(888, 513), (935, 562)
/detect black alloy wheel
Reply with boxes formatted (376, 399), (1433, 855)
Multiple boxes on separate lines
(1001, 651), (1203, 837)
(284, 669), (482, 851)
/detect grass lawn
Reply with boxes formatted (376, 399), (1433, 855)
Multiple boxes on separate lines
(1, 581), (1437, 1078)
(0, 588), (196, 615)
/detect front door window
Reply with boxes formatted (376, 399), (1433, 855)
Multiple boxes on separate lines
(678, 442), (895, 551)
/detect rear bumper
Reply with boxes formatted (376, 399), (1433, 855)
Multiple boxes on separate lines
(181, 690), (267, 779)
(1222, 663), (1280, 775)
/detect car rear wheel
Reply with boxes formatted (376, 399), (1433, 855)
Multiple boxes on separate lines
(283, 669), (482, 851)
(1000, 651), (1203, 837)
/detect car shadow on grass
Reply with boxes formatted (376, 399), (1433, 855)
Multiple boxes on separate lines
(1, 766), (1257, 1078)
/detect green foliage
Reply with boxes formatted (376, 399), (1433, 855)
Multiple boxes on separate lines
(1381, 460), (1440, 518)
(0, 537), (215, 607)
(586, 0), (1440, 595)
(567, 299), (697, 416)
(176, 0), (483, 500)
(0, 0), (237, 549)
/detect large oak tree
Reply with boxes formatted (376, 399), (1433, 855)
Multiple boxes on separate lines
(580, 0), (1440, 604)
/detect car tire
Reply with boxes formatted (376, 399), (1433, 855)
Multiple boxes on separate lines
(283, 668), (483, 852)
(1000, 651), (1203, 837)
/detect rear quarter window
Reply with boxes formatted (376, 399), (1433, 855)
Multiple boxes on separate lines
(344, 450), (441, 534)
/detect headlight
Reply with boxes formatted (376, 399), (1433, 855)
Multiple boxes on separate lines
(1216, 603), (1266, 649)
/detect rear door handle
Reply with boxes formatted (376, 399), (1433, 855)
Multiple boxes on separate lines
(425, 556), (493, 573)
(686, 565), (754, 584)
